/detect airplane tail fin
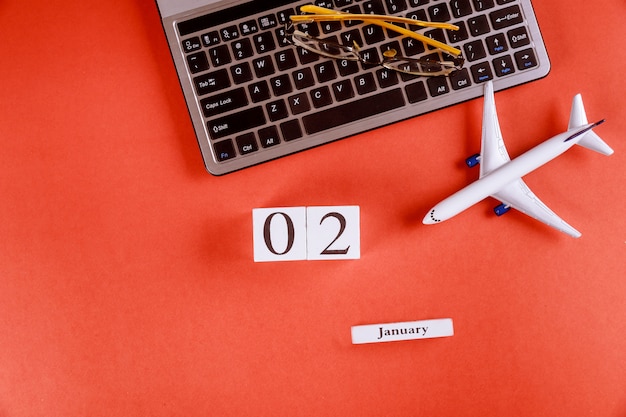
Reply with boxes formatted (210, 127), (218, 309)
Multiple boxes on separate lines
(568, 94), (614, 155)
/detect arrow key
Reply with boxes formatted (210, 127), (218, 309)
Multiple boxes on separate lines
(493, 55), (516, 77)
(470, 61), (493, 83)
(514, 48), (538, 70)
(486, 33), (508, 55)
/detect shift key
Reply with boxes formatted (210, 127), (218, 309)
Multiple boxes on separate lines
(207, 106), (266, 140)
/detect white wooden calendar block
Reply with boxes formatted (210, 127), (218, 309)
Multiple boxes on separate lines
(252, 207), (307, 262)
(306, 206), (360, 260)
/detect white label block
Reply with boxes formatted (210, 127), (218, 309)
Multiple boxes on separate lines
(306, 206), (360, 260)
(351, 318), (454, 344)
(253, 207), (307, 262)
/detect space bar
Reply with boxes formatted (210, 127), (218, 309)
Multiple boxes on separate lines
(302, 89), (405, 135)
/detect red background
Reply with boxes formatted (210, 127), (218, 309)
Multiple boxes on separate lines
(1, 1), (624, 416)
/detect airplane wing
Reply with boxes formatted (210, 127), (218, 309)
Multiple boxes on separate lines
(479, 81), (511, 179)
(492, 179), (582, 238)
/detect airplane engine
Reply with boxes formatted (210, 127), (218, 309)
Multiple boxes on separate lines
(494, 203), (511, 216)
(465, 153), (481, 168)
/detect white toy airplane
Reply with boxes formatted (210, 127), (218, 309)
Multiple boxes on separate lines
(423, 81), (613, 238)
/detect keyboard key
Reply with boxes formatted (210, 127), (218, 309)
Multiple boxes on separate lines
(340, 29), (364, 48)
(311, 86), (333, 108)
(405, 81), (427, 103)
(201, 31), (220, 47)
(248, 81), (271, 103)
(332, 80), (355, 101)
(472, 0), (495, 11)
(236, 132), (258, 155)
(231, 38), (254, 60)
(486, 33), (508, 54)
(337, 59), (360, 77)
(490, 5), (524, 30)
(354, 73), (377, 95)
(275, 49), (298, 71)
(428, 4), (451, 22)
(266, 99), (289, 121)
(464, 40), (487, 62)
(449, 68), (472, 90)
(254, 32), (276, 54)
(259, 126), (280, 148)
(363, 0), (386, 15)
(407, 9), (428, 25)
(358, 48), (380, 69)
(292, 68), (315, 89)
(468, 15), (490, 36)
(386, 0), (408, 13)
(208, 45), (232, 66)
(220, 25), (239, 41)
(288, 92), (311, 115)
(427, 77), (450, 97)
(447, 21), (469, 44)
(270, 74), (293, 96)
(207, 107), (266, 139)
(280, 120), (303, 142)
(252, 56), (275, 78)
(200, 87), (248, 117)
(194, 69), (230, 96)
(187, 52), (209, 73)
(402, 37), (426, 56)
(214, 139), (236, 161)
(493, 55), (515, 77)
(302, 89), (406, 135)
(320, 21), (342, 34)
(470, 61), (494, 83)
(231, 62), (253, 84)
(508, 26), (531, 48)
(258, 14), (278, 30)
(363, 25), (386, 44)
(182, 37), (202, 53)
(514, 48), (538, 70)
(450, 0), (473, 18)
(276, 9), (295, 25)
(295, 47), (320, 65)
(314, 61), (338, 83)
(376, 68), (399, 88)
(239, 20), (259, 36)
(424, 28), (446, 50)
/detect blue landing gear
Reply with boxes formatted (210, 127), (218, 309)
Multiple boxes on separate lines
(465, 153), (481, 168)
(494, 203), (511, 216)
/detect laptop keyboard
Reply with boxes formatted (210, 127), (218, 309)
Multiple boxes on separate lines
(170, 0), (550, 175)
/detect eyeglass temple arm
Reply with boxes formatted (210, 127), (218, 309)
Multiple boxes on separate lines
(294, 5), (461, 57)
(293, 6), (458, 30)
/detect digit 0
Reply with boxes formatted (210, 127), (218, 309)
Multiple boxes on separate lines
(263, 212), (295, 255)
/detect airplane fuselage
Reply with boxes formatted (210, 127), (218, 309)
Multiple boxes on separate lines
(425, 129), (581, 224)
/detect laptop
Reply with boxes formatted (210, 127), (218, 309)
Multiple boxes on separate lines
(156, 0), (550, 175)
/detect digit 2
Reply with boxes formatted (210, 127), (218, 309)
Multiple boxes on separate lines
(319, 212), (350, 255)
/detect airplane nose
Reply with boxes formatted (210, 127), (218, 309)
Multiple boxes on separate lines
(423, 209), (439, 224)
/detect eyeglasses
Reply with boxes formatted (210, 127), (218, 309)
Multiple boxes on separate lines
(287, 5), (464, 77)
(287, 28), (464, 77)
